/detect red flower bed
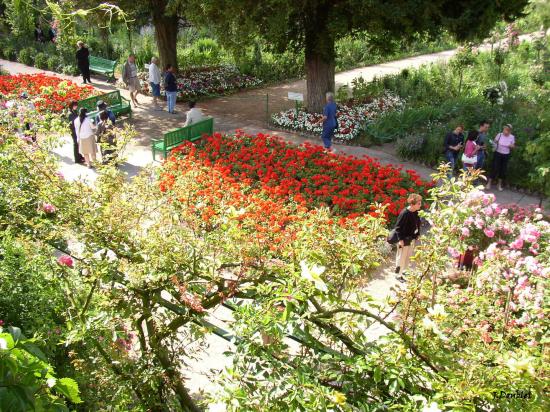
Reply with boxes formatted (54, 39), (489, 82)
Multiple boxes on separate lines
(0, 74), (95, 113)
(169, 132), (432, 221)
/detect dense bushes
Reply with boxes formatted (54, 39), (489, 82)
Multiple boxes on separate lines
(17, 46), (36, 65)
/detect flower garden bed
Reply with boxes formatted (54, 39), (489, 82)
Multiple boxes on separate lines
(168, 132), (431, 221)
(0, 74), (95, 113)
(271, 92), (405, 142)
(118, 66), (262, 101)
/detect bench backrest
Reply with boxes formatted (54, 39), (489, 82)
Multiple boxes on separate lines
(78, 91), (122, 112)
(188, 117), (214, 139)
(89, 56), (116, 69)
(163, 117), (214, 146)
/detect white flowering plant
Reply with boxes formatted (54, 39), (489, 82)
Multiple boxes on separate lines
(271, 92), (405, 141)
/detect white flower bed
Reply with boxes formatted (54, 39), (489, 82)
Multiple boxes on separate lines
(271, 92), (405, 141)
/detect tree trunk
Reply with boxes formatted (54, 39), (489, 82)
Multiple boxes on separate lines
(305, 30), (335, 113)
(151, 0), (178, 70)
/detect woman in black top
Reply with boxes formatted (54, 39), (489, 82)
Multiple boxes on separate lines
(76, 41), (91, 84)
(393, 193), (422, 281)
(67, 101), (85, 164)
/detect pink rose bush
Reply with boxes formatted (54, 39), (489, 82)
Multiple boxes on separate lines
(395, 172), (549, 409)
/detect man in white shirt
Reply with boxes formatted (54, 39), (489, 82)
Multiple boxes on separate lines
(184, 101), (204, 126)
(148, 57), (162, 110)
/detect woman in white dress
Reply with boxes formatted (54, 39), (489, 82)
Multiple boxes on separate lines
(73, 108), (97, 168)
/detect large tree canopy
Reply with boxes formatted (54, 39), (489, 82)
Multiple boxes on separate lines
(186, 0), (529, 112)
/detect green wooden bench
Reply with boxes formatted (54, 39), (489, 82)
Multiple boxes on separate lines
(89, 56), (117, 81)
(152, 117), (214, 160)
(77, 90), (131, 121)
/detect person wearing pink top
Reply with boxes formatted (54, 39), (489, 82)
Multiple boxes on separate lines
(486, 124), (515, 191)
(462, 130), (479, 170)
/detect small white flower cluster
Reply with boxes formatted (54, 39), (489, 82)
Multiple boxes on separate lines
(272, 92), (405, 141)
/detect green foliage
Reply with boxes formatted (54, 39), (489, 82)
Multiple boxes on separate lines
(17, 46), (36, 65)
(0, 326), (81, 411)
(236, 45), (304, 82)
(0, 236), (66, 339)
(516, 0), (550, 31)
(33, 52), (48, 69)
(46, 55), (61, 72)
(396, 134), (427, 161)
(178, 37), (224, 69)
(4, 0), (36, 37)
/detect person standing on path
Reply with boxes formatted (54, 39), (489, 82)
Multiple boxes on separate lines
(462, 131), (479, 170)
(73, 108), (97, 168)
(183, 101), (204, 126)
(317, 92), (337, 151)
(75, 41), (91, 84)
(392, 193), (422, 282)
(121, 54), (141, 107)
(67, 101), (85, 164)
(475, 120), (490, 170)
(164, 64), (178, 114)
(148, 57), (162, 110)
(486, 124), (515, 191)
(96, 110), (116, 163)
(443, 124), (464, 178)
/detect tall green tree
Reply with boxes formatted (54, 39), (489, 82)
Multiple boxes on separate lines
(114, 0), (182, 70)
(186, 0), (528, 112)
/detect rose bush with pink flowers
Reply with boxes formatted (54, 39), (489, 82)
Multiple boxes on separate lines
(392, 167), (549, 411)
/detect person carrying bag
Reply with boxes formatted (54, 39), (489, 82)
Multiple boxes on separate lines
(486, 124), (515, 191)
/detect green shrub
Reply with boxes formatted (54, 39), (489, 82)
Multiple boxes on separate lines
(179, 38), (223, 69)
(34, 52), (49, 70)
(396, 134), (426, 160)
(1, 46), (16, 61)
(62, 65), (79, 76)
(17, 47), (37, 65)
(46, 55), (61, 72)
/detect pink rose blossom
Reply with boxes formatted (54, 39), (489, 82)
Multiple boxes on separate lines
(527, 340), (538, 347)
(482, 193), (495, 206)
(510, 238), (523, 250)
(57, 255), (74, 268)
(447, 247), (460, 258)
(483, 206), (493, 216)
(41, 203), (56, 214)
(520, 224), (540, 243)
(461, 227), (470, 237)
(475, 218), (485, 229)
(484, 228), (495, 238)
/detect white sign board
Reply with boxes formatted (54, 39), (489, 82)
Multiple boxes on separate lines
(288, 92), (304, 102)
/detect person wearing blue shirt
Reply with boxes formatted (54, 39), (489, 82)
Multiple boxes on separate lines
(94, 100), (116, 125)
(318, 92), (337, 151)
(164, 64), (178, 114)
